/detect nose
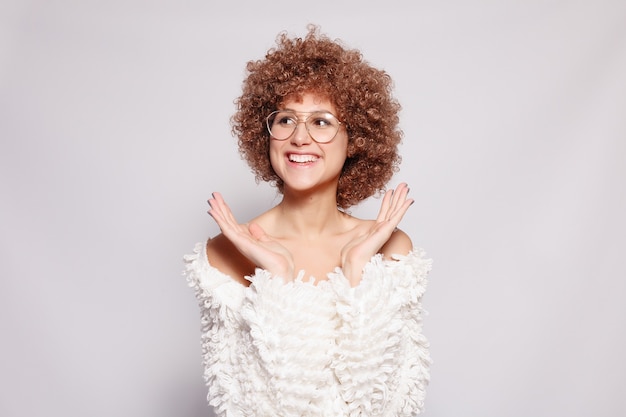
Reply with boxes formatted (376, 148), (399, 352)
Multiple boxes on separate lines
(290, 121), (312, 146)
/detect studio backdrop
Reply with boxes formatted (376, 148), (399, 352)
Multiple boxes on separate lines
(1, 1), (625, 416)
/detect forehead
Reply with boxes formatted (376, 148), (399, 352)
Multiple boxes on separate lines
(279, 92), (337, 113)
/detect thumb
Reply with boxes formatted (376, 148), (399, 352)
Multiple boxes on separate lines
(248, 222), (271, 242)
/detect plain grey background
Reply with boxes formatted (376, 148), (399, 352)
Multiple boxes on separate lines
(1, 0), (625, 416)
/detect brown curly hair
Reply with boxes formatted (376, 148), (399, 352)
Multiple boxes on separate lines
(231, 25), (402, 209)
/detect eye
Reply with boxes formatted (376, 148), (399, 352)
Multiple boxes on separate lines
(310, 113), (335, 128)
(273, 112), (297, 127)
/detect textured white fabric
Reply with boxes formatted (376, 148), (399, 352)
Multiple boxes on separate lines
(184, 241), (432, 417)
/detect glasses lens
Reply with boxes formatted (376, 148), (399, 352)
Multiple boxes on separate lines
(305, 112), (340, 143)
(266, 111), (340, 143)
(267, 111), (297, 140)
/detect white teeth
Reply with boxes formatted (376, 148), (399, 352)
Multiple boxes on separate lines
(289, 154), (318, 163)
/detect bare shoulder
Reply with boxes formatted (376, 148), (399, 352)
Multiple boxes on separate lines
(380, 228), (413, 259)
(206, 234), (255, 286)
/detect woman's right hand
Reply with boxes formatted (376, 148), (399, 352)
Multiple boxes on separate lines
(208, 192), (295, 281)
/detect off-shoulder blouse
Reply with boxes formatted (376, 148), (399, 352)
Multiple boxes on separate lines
(184, 240), (432, 417)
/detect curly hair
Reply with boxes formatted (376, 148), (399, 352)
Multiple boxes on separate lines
(231, 25), (402, 209)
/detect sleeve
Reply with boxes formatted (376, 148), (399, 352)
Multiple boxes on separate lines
(330, 249), (433, 416)
(183, 242), (246, 415)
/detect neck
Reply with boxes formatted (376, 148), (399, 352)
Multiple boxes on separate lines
(274, 189), (346, 239)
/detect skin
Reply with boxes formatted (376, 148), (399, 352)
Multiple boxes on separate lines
(206, 94), (414, 287)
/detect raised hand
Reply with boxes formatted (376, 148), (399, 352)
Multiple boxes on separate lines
(341, 183), (414, 286)
(208, 192), (295, 281)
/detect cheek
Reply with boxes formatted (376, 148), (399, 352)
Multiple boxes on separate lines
(268, 142), (283, 175)
(336, 136), (349, 161)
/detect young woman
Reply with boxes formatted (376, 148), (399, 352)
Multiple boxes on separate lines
(185, 26), (432, 416)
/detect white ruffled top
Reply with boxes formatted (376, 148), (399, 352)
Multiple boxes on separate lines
(184, 240), (432, 417)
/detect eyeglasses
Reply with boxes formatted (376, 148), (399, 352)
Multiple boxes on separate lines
(265, 110), (343, 143)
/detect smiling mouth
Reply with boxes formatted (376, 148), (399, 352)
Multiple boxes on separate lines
(288, 154), (319, 163)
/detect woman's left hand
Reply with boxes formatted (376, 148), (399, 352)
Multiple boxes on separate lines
(340, 183), (413, 286)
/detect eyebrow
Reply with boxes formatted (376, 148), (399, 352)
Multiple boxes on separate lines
(280, 108), (334, 115)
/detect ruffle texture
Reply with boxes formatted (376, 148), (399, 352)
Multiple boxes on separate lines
(184, 241), (432, 417)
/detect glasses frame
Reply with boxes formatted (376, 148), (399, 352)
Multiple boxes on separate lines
(265, 110), (344, 143)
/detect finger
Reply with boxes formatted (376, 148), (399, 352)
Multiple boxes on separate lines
(249, 222), (271, 242)
(207, 197), (225, 225)
(210, 192), (229, 219)
(376, 189), (394, 222)
(208, 193), (244, 237)
(389, 183), (409, 210)
(387, 197), (414, 227)
(386, 184), (409, 216)
(378, 183), (409, 223)
(208, 206), (231, 234)
(373, 185), (411, 231)
(208, 194), (229, 226)
(211, 192), (240, 230)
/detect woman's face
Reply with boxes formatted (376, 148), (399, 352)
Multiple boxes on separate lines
(269, 93), (348, 195)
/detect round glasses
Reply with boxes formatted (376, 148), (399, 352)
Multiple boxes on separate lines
(265, 110), (343, 143)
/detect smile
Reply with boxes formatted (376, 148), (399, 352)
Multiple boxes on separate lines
(288, 154), (319, 163)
